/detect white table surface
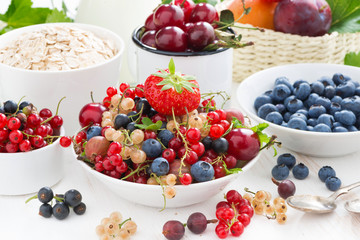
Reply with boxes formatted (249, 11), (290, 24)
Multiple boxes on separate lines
(1, 1), (360, 240)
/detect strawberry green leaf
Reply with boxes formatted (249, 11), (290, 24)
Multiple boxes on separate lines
(161, 85), (173, 91)
(175, 84), (183, 93)
(168, 58), (176, 74)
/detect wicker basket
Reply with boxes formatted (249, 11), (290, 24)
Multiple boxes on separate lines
(232, 23), (360, 82)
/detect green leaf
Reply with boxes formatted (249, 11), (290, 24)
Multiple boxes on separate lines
(46, 9), (72, 23)
(161, 0), (172, 4)
(219, 10), (234, 25)
(135, 120), (163, 131)
(168, 58), (176, 75)
(141, 117), (153, 126)
(193, 0), (218, 6)
(223, 162), (242, 175)
(161, 85), (173, 91)
(344, 51), (360, 67)
(175, 84), (183, 93)
(327, 0), (360, 33)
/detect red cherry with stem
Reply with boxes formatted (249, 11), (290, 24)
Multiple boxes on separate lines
(9, 130), (23, 144)
(120, 82), (130, 92)
(19, 139), (31, 152)
(141, 30), (157, 48)
(0, 128), (9, 141)
(187, 21), (215, 51)
(145, 13), (157, 31)
(50, 115), (63, 128)
(189, 3), (217, 23)
(0, 113), (7, 128)
(79, 103), (107, 128)
(209, 124), (224, 139)
(7, 117), (21, 130)
(5, 142), (18, 152)
(153, 4), (185, 29)
(215, 222), (229, 239)
(184, 22), (194, 32)
(60, 136), (72, 147)
(225, 128), (260, 161)
(39, 108), (52, 118)
(162, 148), (176, 163)
(190, 142), (205, 157)
(179, 173), (192, 185)
(230, 221), (244, 237)
(155, 26), (187, 52)
(237, 213), (251, 227)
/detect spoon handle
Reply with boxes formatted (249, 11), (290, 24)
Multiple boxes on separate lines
(329, 181), (360, 201)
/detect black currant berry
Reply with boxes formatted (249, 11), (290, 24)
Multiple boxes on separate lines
(127, 111), (140, 122)
(211, 137), (229, 154)
(37, 187), (54, 203)
(114, 114), (130, 130)
(39, 203), (53, 218)
(202, 136), (213, 150)
(19, 101), (31, 110)
(64, 189), (82, 207)
(4, 100), (18, 114)
(73, 202), (87, 215)
(136, 98), (151, 114)
(52, 202), (70, 220)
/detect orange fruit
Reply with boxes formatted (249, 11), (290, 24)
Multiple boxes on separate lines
(225, 0), (278, 29)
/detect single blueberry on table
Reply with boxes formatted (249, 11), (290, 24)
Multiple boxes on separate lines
(325, 176), (341, 191)
(150, 157), (170, 176)
(292, 163), (309, 180)
(271, 164), (290, 181)
(254, 94), (273, 111)
(265, 111), (283, 125)
(287, 117), (307, 130)
(294, 82), (311, 100)
(313, 123), (331, 132)
(318, 166), (336, 182)
(272, 84), (291, 102)
(257, 103), (277, 119)
(277, 153), (296, 169)
(191, 161), (214, 182)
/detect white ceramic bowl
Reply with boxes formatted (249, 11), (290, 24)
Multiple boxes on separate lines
(0, 23), (124, 135)
(237, 63), (360, 157)
(76, 151), (262, 208)
(0, 127), (66, 195)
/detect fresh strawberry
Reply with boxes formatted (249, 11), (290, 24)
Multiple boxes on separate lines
(144, 59), (201, 116)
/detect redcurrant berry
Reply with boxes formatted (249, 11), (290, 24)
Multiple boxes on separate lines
(106, 86), (118, 97)
(7, 117), (21, 130)
(60, 136), (72, 147)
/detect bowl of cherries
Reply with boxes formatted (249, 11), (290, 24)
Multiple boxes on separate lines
(0, 99), (66, 195)
(128, 1), (251, 99)
(68, 59), (274, 208)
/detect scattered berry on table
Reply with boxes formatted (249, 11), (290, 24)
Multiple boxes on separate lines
(325, 176), (341, 191)
(292, 163), (309, 180)
(318, 166), (336, 182)
(271, 164), (290, 180)
(277, 153), (296, 170)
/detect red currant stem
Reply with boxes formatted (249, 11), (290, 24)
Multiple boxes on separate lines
(211, 155), (224, 166)
(122, 130), (133, 146)
(156, 138), (167, 149)
(271, 177), (280, 186)
(55, 96), (66, 116)
(25, 195), (37, 204)
(121, 164), (149, 181)
(151, 173), (167, 212)
(11, 96), (27, 117)
(134, 86), (144, 92)
(119, 217), (132, 228)
(244, 187), (256, 195)
(40, 96), (66, 125)
(221, 122), (234, 138)
(207, 219), (219, 224)
(53, 196), (64, 202)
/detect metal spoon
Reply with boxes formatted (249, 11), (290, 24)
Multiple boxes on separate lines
(286, 181), (360, 214)
(345, 199), (360, 214)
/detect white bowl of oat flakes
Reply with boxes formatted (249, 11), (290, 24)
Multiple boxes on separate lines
(0, 23), (124, 134)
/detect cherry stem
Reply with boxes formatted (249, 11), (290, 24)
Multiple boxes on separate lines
(271, 177), (280, 186)
(119, 218), (132, 228)
(90, 91), (95, 103)
(40, 96), (66, 125)
(25, 195), (37, 203)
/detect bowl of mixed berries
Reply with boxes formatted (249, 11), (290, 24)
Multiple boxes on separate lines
(67, 59), (275, 208)
(0, 99), (66, 195)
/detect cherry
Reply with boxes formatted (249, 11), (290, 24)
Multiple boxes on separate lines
(78, 103), (107, 128)
(225, 128), (260, 161)
(153, 4), (185, 29)
(174, 0), (195, 23)
(189, 3), (217, 23)
(187, 21), (215, 50)
(145, 13), (157, 31)
(155, 26), (187, 52)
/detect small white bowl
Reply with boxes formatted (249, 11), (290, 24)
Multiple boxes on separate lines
(237, 63), (360, 157)
(0, 127), (66, 195)
(76, 151), (262, 208)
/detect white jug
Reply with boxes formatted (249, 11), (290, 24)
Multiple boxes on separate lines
(75, 0), (159, 84)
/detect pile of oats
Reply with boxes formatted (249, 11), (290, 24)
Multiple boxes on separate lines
(0, 25), (118, 71)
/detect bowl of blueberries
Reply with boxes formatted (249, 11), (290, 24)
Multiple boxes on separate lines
(237, 63), (360, 157)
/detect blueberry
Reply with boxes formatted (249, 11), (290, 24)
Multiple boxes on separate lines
(3, 100), (18, 114)
(38, 187), (54, 203)
(64, 189), (82, 207)
(277, 153), (296, 169)
(150, 157), (170, 176)
(127, 111), (140, 122)
(334, 110), (356, 126)
(317, 114), (334, 128)
(284, 95), (296, 106)
(290, 113), (307, 122)
(283, 112), (292, 122)
(332, 73), (346, 86)
(311, 81), (324, 95)
(191, 161), (214, 182)
(313, 123), (331, 132)
(294, 82), (311, 100)
(324, 85), (336, 99)
(271, 164), (289, 180)
(329, 102), (341, 116)
(275, 76), (294, 91)
(315, 96), (331, 110)
(348, 80), (360, 88)
(52, 202), (70, 220)
(73, 202), (87, 215)
(158, 129), (174, 148)
(0, 105), (4, 114)
(142, 139), (162, 158)
(331, 96), (343, 104)
(126, 122), (136, 133)
(304, 93), (319, 108)
(308, 104), (326, 118)
(287, 117), (307, 130)
(292, 163), (309, 180)
(325, 176), (341, 191)
(265, 111), (283, 125)
(264, 90), (273, 96)
(136, 98), (151, 114)
(39, 203), (53, 218)
(336, 81), (356, 98)
(281, 122), (288, 127)
(356, 87), (360, 96)
(318, 76), (335, 87)
(318, 166), (336, 182)
(307, 125), (314, 131)
(272, 84), (291, 102)
(201, 136), (212, 150)
(19, 101), (31, 110)
(114, 114), (130, 129)
(293, 79), (308, 88)
(254, 94), (273, 111)
(257, 103), (277, 119)
(211, 137), (229, 154)
(341, 96), (360, 115)
(333, 126), (348, 132)
(307, 118), (317, 127)
(286, 99), (304, 113)
(346, 125), (358, 132)
(86, 126), (102, 140)
(296, 109), (309, 118)
(275, 103), (286, 115)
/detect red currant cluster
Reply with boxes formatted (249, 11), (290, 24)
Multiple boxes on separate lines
(214, 190), (254, 238)
(141, 1), (219, 52)
(0, 99), (63, 153)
